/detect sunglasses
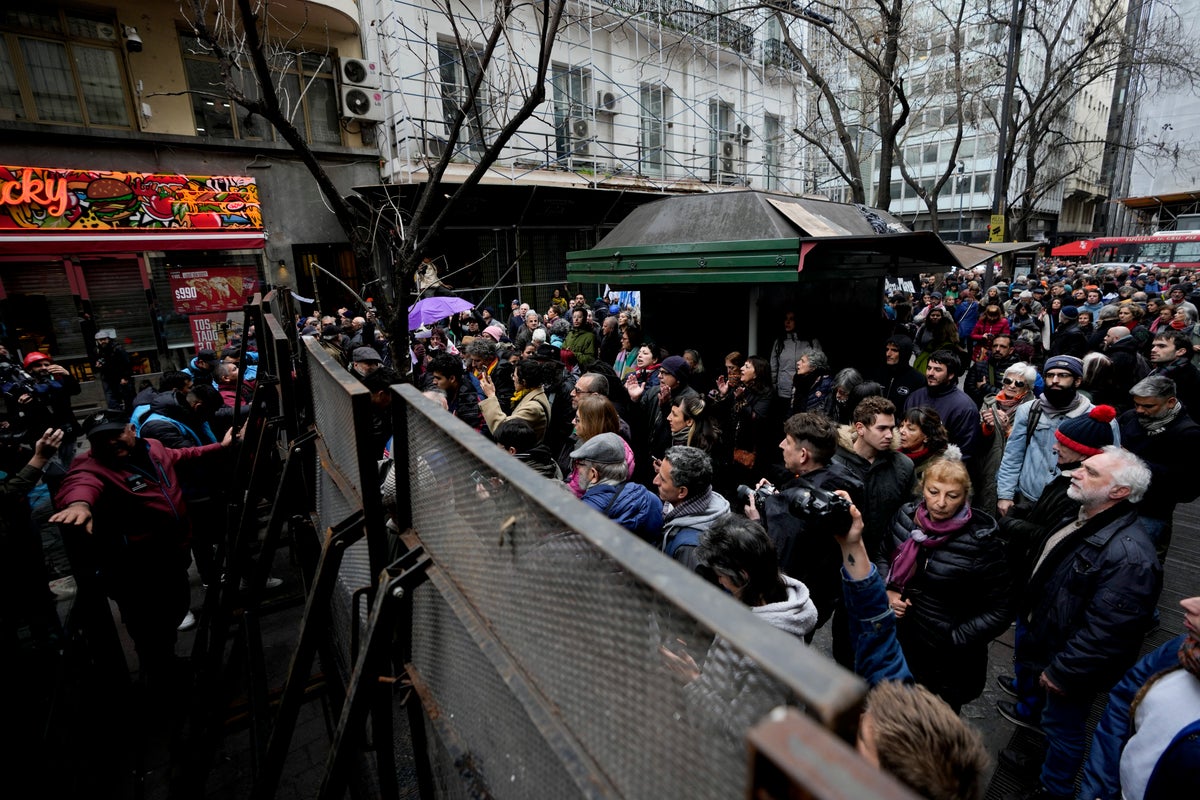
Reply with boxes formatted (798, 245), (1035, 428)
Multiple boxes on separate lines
(1001, 378), (1026, 388)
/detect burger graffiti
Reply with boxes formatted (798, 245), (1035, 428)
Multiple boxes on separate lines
(0, 165), (261, 231)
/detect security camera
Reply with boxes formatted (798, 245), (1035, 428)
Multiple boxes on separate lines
(123, 25), (143, 53)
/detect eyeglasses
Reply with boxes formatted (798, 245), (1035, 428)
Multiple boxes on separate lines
(1001, 378), (1026, 388)
(571, 387), (598, 397)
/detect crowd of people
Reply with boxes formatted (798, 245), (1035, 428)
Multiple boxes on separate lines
(388, 269), (1198, 800)
(3, 263), (1199, 799)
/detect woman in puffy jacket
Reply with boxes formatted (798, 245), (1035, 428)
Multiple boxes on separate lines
(878, 456), (1012, 711)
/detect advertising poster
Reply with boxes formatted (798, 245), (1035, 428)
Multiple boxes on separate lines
(168, 266), (259, 313)
(189, 313), (234, 352)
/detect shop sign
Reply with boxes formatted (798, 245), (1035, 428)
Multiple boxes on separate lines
(189, 313), (238, 353)
(168, 266), (260, 314)
(0, 165), (261, 232)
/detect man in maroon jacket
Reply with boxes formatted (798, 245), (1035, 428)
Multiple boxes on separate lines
(51, 410), (235, 680)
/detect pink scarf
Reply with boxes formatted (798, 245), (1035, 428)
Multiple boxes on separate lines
(888, 502), (972, 593)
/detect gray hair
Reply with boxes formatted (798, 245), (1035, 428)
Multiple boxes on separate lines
(663, 446), (713, 494)
(1174, 304), (1198, 324)
(1100, 445), (1152, 504)
(1003, 361), (1037, 386)
(464, 338), (497, 358)
(1129, 374), (1177, 399)
(804, 348), (830, 372)
(580, 459), (628, 484)
(833, 367), (864, 391)
(1097, 304), (1119, 321)
(215, 362), (238, 381)
(578, 372), (609, 395)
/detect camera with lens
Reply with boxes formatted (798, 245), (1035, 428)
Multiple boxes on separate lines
(735, 481), (777, 512)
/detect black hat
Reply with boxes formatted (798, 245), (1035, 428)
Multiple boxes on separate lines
(660, 355), (692, 383)
(534, 343), (561, 362)
(83, 409), (130, 439)
(352, 346), (382, 363)
(1060, 306), (1079, 320)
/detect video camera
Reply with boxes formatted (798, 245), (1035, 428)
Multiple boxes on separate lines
(736, 481), (852, 533)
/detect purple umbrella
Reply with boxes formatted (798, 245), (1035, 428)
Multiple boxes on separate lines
(407, 296), (475, 330)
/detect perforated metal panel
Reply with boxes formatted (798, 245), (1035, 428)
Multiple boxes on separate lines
(396, 385), (866, 799)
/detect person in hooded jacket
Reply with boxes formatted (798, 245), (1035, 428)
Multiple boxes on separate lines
(495, 418), (562, 480)
(661, 513), (817, 742)
(880, 456), (1012, 712)
(1048, 306), (1089, 358)
(572, 432), (663, 541)
(866, 335), (925, 410)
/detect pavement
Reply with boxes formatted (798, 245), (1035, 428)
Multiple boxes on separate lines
(13, 474), (1199, 798)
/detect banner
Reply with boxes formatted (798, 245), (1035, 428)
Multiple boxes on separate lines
(168, 266), (259, 314)
(0, 165), (261, 232)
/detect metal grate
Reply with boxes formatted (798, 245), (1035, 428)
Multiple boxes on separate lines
(395, 384), (867, 798)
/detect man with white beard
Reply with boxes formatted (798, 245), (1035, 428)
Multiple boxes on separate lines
(998, 447), (1161, 800)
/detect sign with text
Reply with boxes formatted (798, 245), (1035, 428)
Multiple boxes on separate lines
(168, 266), (259, 314)
(0, 165), (261, 232)
(189, 313), (236, 352)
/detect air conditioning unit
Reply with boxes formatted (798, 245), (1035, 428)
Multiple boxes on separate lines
(422, 137), (447, 159)
(571, 117), (593, 139)
(721, 139), (737, 158)
(740, 123), (754, 141)
(596, 89), (619, 114)
(340, 85), (385, 122)
(338, 57), (379, 89)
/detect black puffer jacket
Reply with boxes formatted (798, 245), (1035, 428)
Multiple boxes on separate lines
(1016, 502), (1162, 697)
(884, 502), (1012, 651)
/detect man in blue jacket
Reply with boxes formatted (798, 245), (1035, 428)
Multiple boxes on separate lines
(572, 432), (662, 543)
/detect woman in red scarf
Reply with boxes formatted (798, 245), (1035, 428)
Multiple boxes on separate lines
(976, 362), (1037, 511)
(878, 456), (1012, 712)
(969, 303), (1011, 363)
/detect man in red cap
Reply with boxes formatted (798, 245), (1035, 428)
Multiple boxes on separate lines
(6, 350), (81, 468)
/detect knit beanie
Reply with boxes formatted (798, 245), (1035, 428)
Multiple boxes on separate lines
(1055, 405), (1117, 456)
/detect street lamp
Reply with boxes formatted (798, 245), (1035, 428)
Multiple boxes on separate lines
(957, 160), (965, 242)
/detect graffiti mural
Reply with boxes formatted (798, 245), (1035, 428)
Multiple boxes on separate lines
(0, 165), (262, 231)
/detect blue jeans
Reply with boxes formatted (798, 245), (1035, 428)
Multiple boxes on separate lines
(1011, 620), (1045, 718)
(1039, 688), (1094, 796)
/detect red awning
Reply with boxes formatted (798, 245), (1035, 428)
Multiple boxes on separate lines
(1051, 239), (1094, 257)
(0, 229), (265, 254)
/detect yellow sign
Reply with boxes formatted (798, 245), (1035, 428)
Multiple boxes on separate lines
(989, 214), (1005, 243)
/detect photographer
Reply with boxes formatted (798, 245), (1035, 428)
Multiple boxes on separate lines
(2, 349), (81, 468)
(833, 493), (991, 800)
(742, 412), (862, 655)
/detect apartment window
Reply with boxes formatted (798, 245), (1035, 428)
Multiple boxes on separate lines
(640, 84), (669, 177)
(709, 98), (735, 182)
(974, 173), (991, 194)
(551, 64), (591, 161)
(438, 40), (492, 153)
(0, 9), (131, 127)
(764, 113), (782, 190)
(181, 33), (341, 146)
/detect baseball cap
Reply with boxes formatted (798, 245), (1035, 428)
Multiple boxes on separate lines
(83, 409), (130, 439)
(23, 352), (52, 368)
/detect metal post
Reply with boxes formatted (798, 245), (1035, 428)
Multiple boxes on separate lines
(957, 161), (966, 242)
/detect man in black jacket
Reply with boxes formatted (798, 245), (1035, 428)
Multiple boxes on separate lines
(745, 412), (863, 662)
(1048, 306), (1088, 359)
(866, 335), (924, 410)
(1148, 332), (1200, 423)
(1118, 375), (1200, 561)
(998, 447), (1161, 800)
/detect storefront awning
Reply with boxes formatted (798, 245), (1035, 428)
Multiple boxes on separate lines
(1050, 239), (1095, 257)
(0, 230), (266, 254)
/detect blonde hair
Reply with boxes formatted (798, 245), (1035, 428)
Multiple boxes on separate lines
(921, 455), (972, 498)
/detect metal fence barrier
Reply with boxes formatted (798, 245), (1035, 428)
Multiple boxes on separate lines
(248, 312), (919, 800)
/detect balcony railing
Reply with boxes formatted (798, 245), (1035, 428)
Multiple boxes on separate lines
(605, 0), (755, 56)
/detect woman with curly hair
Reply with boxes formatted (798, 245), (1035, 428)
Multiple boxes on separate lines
(897, 406), (951, 482)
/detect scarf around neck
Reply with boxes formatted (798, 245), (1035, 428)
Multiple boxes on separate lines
(1140, 401), (1183, 435)
(888, 502), (973, 593)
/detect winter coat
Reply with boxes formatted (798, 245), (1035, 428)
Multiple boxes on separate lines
(56, 438), (225, 563)
(136, 390), (217, 448)
(447, 381), (485, 433)
(866, 335), (924, 410)
(832, 442), (914, 576)
(1152, 358), (1200, 424)
(996, 396), (1113, 504)
(729, 386), (773, 465)
(659, 489), (731, 570)
(964, 352), (1021, 405)
(968, 316), (1010, 362)
(770, 333), (821, 399)
(790, 371), (835, 417)
(1048, 320), (1089, 358)
(1116, 409), (1200, 520)
(954, 299), (981, 342)
(562, 328), (597, 367)
(840, 564), (913, 686)
(513, 445), (563, 481)
(903, 382), (982, 462)
(1015, 501), (1161, 697)
(883, 501), (1012, 706)
(480, 386), (551, 442)
(1106, 337), (1151, 403)
(1079, 635), (1200, 800)
(975, 390), (1036, 512)
(681, 575), (817, 741)
(580, 481), (663, 542)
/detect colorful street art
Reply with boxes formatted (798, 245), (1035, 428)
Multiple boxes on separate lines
(0, 165), (261, 231)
